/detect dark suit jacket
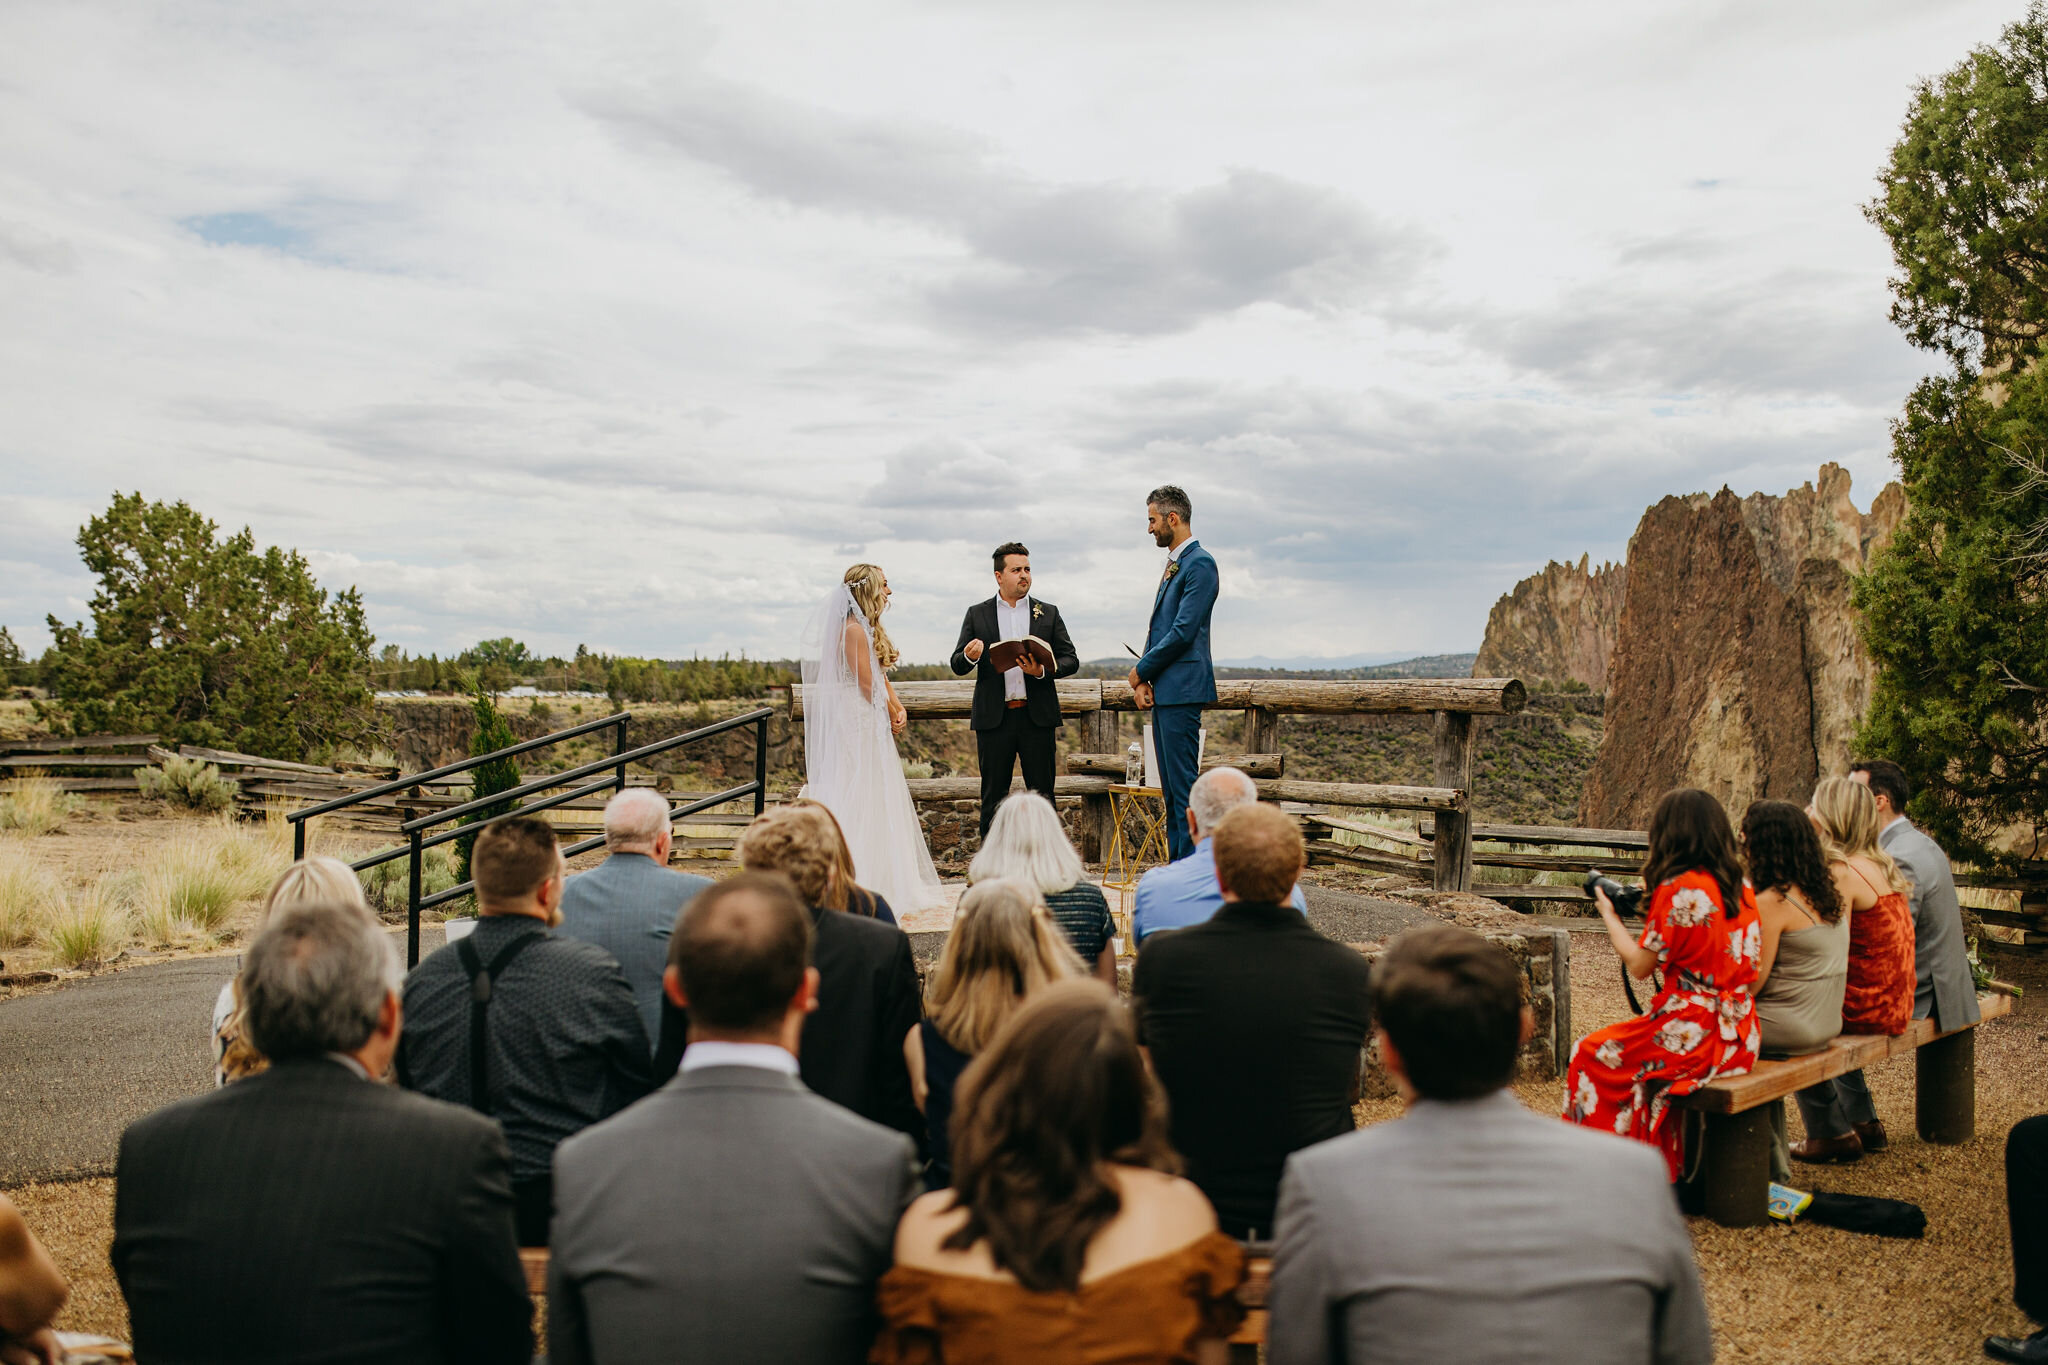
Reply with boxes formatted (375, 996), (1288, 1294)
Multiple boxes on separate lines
(111, 1057), (532, 1365)
(1132, 901), (1373, 1238)
(948, 596), (1080, 730)
(549, 1066), (919, 1365)
(655, 906), (926, 1150)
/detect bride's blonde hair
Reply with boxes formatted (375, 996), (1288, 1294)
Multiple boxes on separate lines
(843, 563), (900, 671)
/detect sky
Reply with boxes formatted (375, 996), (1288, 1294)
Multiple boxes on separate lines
(0, 0), (2019, 666)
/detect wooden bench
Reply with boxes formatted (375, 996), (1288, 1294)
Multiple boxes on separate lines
(517, 1247), (1280, 1353)
(1674, 989), (2014, 1226)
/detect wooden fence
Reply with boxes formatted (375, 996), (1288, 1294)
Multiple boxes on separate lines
(793, 676), (1527, 892)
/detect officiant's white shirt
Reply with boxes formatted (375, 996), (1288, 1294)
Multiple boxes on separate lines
(997, 593), (1031, 701)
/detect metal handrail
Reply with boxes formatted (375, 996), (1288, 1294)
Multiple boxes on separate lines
(345, 706), (775, 964)
(287, 711), (632, 858)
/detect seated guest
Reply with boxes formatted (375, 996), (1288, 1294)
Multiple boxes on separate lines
(1741, 799), (1847, 1182)
(550, 872), (918, 1365)
(1791, 775), (1918, 1163)
(1565, 788), (1760, 1179)
(658, 805), (924, 1146)
(908, 877), (1082, 1188)
(1132, 802), (1371, 1239)
(791, 797), (897, 923)
(114, 901), (532, 1364)
(969, 792), (1117, 982)
(1132, 766), (1305, 944)
(875, 980), (1244, 1364)
(1797, 759), (1981, 1162)
(0, 1191), (68, 1365)
(397, 816), (652, 1246)
(1989, 1114), (2048, 1363)
(1268, 926), (1712, 1365)
(556, 787), (713, 1044)
(213, 854), (373, 1086)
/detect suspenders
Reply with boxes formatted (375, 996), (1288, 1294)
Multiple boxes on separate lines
(456, 930), (542, 1114)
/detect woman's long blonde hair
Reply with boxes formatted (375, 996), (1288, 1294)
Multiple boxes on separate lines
(1810, 777), (1911, 896)
(220, 857), (375, 1083)
(926, 878), (1082, 1053)
(843, 563), (900, 671)
(786, 797), (884, 917)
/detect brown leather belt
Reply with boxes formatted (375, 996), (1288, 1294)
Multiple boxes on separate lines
(1006, 698), (1028, 709)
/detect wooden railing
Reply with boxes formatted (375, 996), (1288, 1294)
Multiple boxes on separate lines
(793, 676), (1527, 892)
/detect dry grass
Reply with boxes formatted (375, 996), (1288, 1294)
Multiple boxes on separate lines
(41, 882), (126, 968)
(133, 817), (290, 941)
(0, 773), (80, 836)
(0, 844), (66, 946)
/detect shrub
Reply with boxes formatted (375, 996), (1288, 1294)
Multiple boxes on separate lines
(0, 773), (79, 835)
(44, 882), (126, 968)
(359, 842), (460, 912)
(455, 687), (520, 885)
(136, 755), (239, 812)
(0, 848), (65, 946)
(136, 821), (285, 939)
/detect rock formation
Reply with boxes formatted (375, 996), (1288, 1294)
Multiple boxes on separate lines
(1473, 555), (1627, 689)
(1579, 463), (1906, 829)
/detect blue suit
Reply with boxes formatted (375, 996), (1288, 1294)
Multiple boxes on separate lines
(1136, 539), (1218, 860)
(557, 852), (713, 1049)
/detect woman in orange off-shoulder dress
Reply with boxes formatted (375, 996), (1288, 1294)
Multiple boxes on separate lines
(872, 979), (1244, 1365)
(1562, 789), (1762, 1181)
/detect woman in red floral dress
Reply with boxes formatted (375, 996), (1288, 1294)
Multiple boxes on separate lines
(1563, 789), (1762, 1179)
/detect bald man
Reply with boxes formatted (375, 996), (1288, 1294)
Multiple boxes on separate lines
(558, 788), (714, 1046)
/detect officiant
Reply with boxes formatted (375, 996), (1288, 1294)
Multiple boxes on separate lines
(950, 541), (1081, 838)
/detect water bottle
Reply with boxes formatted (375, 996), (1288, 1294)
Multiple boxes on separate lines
(1125, 742), (1143, 786)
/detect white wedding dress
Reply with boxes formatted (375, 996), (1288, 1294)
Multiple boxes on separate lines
(799, 585), (944, 914)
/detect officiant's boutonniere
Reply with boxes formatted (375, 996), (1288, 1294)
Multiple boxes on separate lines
(1031, 603), (1044, 621)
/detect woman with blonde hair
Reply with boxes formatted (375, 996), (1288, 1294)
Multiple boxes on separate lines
(786, 796), (897, 924)
(875, 980), (1244, 1363)
(212, 855), (375, 1085)
(1790, 775), (1917, 1163)
(971, 792), (1118, 983)
(796, 562), (943, 913)
(908, 878), (1082, 1187)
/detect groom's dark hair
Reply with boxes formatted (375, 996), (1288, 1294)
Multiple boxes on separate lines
(1147, 485), (1192, 525)
(992, 541), (1030, 571)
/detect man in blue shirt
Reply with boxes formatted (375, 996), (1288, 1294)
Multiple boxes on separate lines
(1133, 766), (1306, 943)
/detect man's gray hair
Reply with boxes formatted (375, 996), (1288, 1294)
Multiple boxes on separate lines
(1189, 765), (1258, 834)
(604, 787), (673, 851)
(241, 901), (400, 1061)
(1146, 484), (1192, 525)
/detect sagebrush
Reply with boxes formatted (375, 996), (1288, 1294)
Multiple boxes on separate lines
(136, 755), (239, 812)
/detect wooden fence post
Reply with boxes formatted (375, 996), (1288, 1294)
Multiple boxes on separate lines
(1244, 705), (1278, 757)
(1080, 707), (1119, 864)
(1431, 711), (1475, 892)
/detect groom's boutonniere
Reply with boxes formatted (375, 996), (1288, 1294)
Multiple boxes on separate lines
(1164, 560), (1182, 582)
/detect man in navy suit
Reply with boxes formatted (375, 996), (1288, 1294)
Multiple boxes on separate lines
(1128, 485), (1217, 862)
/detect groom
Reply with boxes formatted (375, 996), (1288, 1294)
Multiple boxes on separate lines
(951, 541), (1080, 838)
(1128, 485), (1217, 862)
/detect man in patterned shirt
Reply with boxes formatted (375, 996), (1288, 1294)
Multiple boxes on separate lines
(398, 816), (654, 1246)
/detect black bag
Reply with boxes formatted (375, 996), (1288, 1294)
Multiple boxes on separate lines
(1802, 1190), (1927, 1238)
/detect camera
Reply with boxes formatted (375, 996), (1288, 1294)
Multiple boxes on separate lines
(1583, 874), (1645, 916)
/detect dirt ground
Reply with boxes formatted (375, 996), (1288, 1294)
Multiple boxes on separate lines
(10, 924), (2044, 1361)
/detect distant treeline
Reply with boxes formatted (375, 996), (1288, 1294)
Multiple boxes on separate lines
(371, 639), (792, 703)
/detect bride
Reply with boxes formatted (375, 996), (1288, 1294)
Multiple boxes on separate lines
(798, 563), (944, 914)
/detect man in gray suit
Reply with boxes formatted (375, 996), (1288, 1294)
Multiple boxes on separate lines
(547, 871), (919, 1365)
(1794, 758), (1983, 1160)
(557, 787), (712, 1044)
(1268, 925), (1712, 1365)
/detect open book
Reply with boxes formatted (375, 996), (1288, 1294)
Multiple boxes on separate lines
(986, 636), (1057, 673)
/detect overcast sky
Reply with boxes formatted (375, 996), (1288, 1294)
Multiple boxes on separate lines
(0, 0), (2015, 665)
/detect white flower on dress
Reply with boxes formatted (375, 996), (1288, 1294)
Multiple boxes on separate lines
(1716, 992), (1752, 1041)
(1566, 1070), (1600, 1121)
(1641, 927), (1666, 956)
(1613, 1104), (1634, 1136)
(1668, 887), (1715, 927)
(1653, 1018), (1707, 1055)
(1731, 920), (1761, 965)
(1594, 1038), (1625, 1070)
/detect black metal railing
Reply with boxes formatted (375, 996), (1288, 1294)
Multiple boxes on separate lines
(288, 707), (774, 964)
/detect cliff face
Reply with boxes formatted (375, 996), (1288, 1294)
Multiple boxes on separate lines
(1579, 463), (1905, 829)
(1473, 555), (1627, 689)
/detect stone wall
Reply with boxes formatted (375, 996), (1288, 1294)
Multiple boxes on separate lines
(1348, 920), (1569, 1093)
(916, 795), (1090, 875)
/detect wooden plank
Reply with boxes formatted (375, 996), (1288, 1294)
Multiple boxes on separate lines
(0, 775), (141, 793)
(1463, 822), (1650, 850)
(0, 754), (153, 769)
(1974, 907), (2048, 930)
(1256, 779), (1463, 813)
(792, 678), (1101, 721)
(1482, 884), (1600, 903)
(1305, 814), (1428, 848)
(1244, 705), (1279, 755)
(0, 733), (158, 753)
(904, 775), (1112, 801)
(521, 1248), (548, 1295)
(1432, 711), (1475, 893)
(177, 745), (340, 775)
(1103, 677), (1526, 716)
(1471, 850), (1645, 876)
(1307, 840), (1433, 879)
(1066, 752), (1283, 779)
(1679, 992), (2014, 1114)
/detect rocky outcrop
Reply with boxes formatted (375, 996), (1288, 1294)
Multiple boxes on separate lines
(1579, 464), (1905, 828)
(1473, 555), (1627, 689)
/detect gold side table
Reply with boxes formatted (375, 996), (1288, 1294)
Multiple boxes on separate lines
(1103, 784), (1170, 952)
